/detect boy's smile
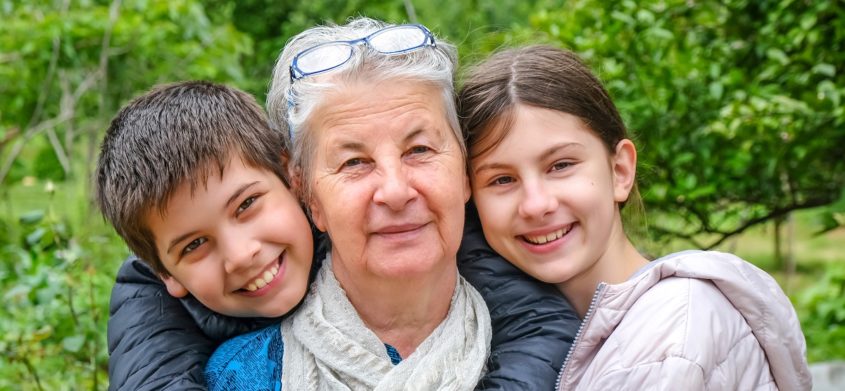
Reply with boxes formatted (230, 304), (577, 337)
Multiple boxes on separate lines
(239, 253), (284, 296)
(146, 156), (313, 318)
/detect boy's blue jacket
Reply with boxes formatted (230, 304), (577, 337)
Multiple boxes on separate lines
(107, 204), (579, 390)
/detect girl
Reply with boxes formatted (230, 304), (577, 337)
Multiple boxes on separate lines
(459, 45), (811, 390)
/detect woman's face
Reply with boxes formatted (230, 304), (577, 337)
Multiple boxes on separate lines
(306, 79), (470, 282)
(470, 104), (634, 287)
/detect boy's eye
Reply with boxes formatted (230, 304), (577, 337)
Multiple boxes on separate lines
(182, 237), (207, 255)
(236, 196), (257, 215)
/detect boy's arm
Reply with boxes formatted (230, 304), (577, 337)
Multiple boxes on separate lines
(107, 256), (279, 390)
(458, 203), (580, 390)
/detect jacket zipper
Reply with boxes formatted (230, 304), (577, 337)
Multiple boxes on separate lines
(555, 282), (606, 391)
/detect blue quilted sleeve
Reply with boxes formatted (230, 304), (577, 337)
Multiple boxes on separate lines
(205, 324), (284, 391)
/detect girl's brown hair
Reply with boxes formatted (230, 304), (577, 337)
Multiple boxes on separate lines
(458, 45), (643, 213)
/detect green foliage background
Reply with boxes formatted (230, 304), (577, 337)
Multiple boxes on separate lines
(1, 0), (843, 388)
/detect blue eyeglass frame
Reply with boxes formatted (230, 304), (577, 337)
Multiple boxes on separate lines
(288, 24), (436, 82)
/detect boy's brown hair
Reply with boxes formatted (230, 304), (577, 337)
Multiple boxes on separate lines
(95, 81), (288, 275)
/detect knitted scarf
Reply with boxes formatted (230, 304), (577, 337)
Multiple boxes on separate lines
(281, 254), (491, 390)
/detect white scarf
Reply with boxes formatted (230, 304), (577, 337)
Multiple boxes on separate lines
(281, 254), (491, 390)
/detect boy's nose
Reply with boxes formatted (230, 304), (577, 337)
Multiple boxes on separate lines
(222, 235), (260, 274)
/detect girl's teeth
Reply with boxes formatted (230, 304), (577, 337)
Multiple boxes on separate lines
(247, 283), (258, 292)
(525, 226), (571, 244)
(255, 278), (267, 289)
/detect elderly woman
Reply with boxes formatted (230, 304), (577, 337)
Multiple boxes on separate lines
(208, 18), (488, 389)
(106, 17), (577, 391)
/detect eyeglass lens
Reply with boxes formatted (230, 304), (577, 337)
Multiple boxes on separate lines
(296, 44), (353, 75)
(368, 25), (428, 53)
(294, 25), (430, 78)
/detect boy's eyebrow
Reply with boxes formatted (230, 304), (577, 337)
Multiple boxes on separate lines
(225, 181), (260, 209)
(164, 181), (261, 255)
(167, 231), (200, 255)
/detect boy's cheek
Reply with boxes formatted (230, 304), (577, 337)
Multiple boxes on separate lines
(161, 274), (189, 298)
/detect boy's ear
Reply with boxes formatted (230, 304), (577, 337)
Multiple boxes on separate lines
(160, 274), (189, 298)
(612, 139), (637, 203)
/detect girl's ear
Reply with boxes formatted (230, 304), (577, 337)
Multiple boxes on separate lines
(612, 139), (638, 203)
(160, 274), (189, 298)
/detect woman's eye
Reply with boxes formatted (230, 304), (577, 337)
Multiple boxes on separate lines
(342, 158), (363, 168)
(491, 176), (515, 186)
(182, 237), (207, 256)
(408, 145), (432, 155)
(236, 196), (257, 215)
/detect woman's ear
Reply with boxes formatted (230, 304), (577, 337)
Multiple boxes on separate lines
(308, 197), (328, 233)
(160, 274), (189, 298)
(612, 139), (638, 203)
(279, 149), (291, 169)
(287, 163), (304, 198)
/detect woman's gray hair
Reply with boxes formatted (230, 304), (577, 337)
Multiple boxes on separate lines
(266, 17), (463, 199)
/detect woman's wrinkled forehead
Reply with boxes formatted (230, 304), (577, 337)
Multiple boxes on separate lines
(309, 79), (447, 138)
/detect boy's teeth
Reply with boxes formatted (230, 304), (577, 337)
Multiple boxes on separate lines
(243, 260), (281, 292)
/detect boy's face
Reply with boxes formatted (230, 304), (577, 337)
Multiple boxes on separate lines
(146, 156), (313, 318)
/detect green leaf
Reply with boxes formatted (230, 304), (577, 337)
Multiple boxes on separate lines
(812, 63), (836, 77)
(25, 228), (46, 246)
(62, 335), (86, 353)
(19, 210), (45, 225)
(766, 48), (789, 65)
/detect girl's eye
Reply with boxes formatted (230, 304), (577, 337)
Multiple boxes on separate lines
(236, 196), (257, 215)
(182, 237), (207, 256)
(491, 176), (515, 186)
(551, 161), (572, 172)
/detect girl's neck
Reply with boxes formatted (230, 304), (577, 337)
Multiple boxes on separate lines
(557, 225), (649, 318)
(331, 253), (457, 358)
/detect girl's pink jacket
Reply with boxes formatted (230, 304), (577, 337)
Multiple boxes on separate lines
(557, 250), (812, 390)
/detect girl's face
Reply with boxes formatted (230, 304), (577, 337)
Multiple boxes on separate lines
(470, 104), (636, 289)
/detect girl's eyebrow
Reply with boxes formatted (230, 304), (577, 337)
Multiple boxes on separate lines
(472, 142), (584, 175)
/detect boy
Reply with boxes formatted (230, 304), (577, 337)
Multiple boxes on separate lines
(95, 81), (315, 389)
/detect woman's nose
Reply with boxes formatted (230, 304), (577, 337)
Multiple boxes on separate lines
(373, 161), (418, 211)
(518, 180), (558, 220)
